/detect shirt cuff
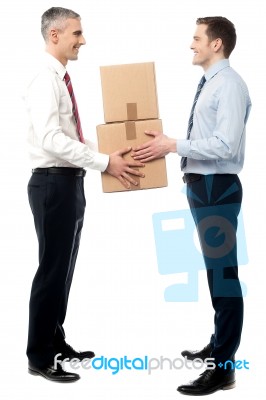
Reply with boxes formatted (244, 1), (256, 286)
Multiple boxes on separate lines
(86, 150), (109, 172)
(176, 139), (190, 157)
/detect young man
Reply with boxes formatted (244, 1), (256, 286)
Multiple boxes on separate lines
(24, 7), (144, 383)
(132, 16), (251, 395)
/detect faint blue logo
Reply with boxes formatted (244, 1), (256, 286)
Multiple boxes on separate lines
(218, 360), (249, 370)
(152, 184), (248, 302)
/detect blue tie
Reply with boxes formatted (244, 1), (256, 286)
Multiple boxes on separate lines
(181, 75), (206, 170)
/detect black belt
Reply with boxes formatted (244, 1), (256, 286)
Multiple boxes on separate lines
(32, 167), (86, 177)
(182, 173), (202, 183)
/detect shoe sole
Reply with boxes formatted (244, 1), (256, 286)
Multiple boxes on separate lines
(177, 381), (236, 396)
(222, 381), (236, 390)
(181, 353), (211, 362)
(28, 368), (80, 383)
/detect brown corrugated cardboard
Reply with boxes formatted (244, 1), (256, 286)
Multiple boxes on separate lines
(100, 62), (159, 123)
(97, 119), (168, 192)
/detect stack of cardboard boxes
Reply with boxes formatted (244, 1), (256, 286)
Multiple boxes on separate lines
(97, 62), (168, 192)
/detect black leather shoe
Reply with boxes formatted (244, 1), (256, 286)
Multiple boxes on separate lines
(28, 361), (80, 383)
(177, 368), (235, 395)
(55, 342), (95, 362)
(181, 343), (212, 361)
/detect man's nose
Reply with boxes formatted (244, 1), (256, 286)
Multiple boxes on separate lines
(80, 35), (86, 45)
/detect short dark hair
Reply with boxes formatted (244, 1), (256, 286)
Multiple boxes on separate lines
(196, 16), (236, 58)
(41, 7), (80, 42)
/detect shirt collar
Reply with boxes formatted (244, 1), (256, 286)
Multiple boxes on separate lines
(44, 52), (67, 80)
(205, 59), (230, 82)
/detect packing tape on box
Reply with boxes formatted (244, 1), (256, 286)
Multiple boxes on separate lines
(125, 121), (136, 140)
(127, 103), (138, 120)
(125, 121), (140, 190)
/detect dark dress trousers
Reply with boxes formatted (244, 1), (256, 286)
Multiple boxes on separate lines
(186, 173), (243, 365)
(26, 169), (86, 368)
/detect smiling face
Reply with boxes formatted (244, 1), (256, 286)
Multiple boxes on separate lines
(190, 24), (223, 71)
(49, 17), (86, 66)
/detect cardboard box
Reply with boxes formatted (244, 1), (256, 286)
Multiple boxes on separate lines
(100, 62), (159, 123)
(97, 119), (168, 192)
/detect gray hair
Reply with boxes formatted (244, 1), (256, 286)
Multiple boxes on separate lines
(41, 7), (80, 42)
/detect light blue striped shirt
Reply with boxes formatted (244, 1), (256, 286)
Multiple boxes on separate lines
(177, 59), (252, 174)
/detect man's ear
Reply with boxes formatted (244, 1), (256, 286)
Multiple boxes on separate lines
(212, 38), (223, 53)
(50, 29), (59, 44)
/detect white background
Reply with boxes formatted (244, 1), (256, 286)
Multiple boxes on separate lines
(1, 0), (264, 399)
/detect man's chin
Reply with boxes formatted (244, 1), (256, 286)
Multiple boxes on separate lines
(68, 55), (78, 61)
(192, 60), (201, 66)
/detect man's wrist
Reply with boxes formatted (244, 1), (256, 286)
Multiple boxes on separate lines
(168, 138), (177, 153)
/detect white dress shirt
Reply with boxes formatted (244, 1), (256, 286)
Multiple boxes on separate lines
(23, 52), (109, 171)
(177, 59), (252, 174)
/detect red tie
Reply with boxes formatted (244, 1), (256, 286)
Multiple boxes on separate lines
(64, 72), (85, 144)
